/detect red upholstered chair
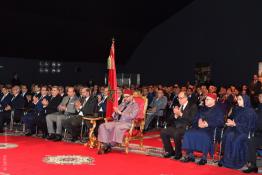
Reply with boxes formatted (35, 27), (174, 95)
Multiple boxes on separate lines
(123, 93), (148, 153)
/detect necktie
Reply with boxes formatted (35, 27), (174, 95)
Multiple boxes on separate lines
(11, 96), (15, 102)
(180, 105), (184, 112)
(65, 97), (71, 107)
(1, 95), (6, 102)
(82, 97), (89, 107)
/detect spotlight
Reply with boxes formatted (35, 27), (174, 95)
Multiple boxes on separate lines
(52, 62), (56, 67)
(39, 68), (44, 73)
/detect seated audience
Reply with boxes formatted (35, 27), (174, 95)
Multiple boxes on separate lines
(243, 91), (262, 173)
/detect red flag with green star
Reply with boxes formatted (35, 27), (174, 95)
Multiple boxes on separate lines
(106, 39), (118, 118)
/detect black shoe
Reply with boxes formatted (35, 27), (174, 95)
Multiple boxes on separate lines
(97, 147), (105, 155)
(42, 133), (48, 139)
(217, 161), (223, 167)
(70, 137), (78, 142)
(163, 152), (175, 158)
(197, 159), (207, 165)
(173, 154), (182, 160)
(25, 132), (33, 136)
(104, 146), (112, 154)
(53, 134), (62, 142)
(181, 156), (195, 163)
(47, 134), (56, 140)
(243, 166), (258, 173)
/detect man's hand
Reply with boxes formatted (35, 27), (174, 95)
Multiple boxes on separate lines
(97, 95), (102, 103)
(226, 119), (236, 127)
(58, 105), (66, 111)
(33, 96), (39, 104)
(42, 98), (49, 107)
(4, 105), (11, 111)
(198, 118), (208, 128)
(151, 107), (157, 113)
(74, 100), (81, 110)
(113, 107), (121, 115)
(173, 106), (182, 119)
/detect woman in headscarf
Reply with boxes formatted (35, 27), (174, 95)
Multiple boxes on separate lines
(219, 94), (257, 169)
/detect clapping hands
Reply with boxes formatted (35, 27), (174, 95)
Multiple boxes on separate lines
(198, 118), (208, 128)
(226, 119), (236, 127)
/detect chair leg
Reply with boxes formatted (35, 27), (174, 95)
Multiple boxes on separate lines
(9, 111), (14, 131)
(125, 136), (129, 154)
(156, 116), (160, 128)
(63, 129), (67, 140)
(23, 123), (26, 133)
(218, 129), (224, 161)
(97, 141), (101, 150)
(80, 119), (84, 141)
(35, 126), (38, 135)
(139, 136), (143, 150)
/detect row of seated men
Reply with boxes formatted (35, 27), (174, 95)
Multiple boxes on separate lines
(0, 85), (121, 141)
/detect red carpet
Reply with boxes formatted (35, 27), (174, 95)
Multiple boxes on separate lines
(0, 135), (252, 175)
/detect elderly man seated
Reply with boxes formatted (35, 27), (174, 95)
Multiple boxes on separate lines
(181, 93), (224, 165)
(97, 89), (139, 154)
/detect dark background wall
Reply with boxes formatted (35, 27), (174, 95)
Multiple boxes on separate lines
(0, 57), (125, 85)
(126, 0), (262, 86)
(1, 0), (262, 86)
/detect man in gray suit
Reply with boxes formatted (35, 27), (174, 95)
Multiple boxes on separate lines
(46, 87), (78, 141)
(144, 89), (167, 131)
(97, 89), (139, 154)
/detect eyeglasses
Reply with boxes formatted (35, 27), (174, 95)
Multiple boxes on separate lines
(124, 95), (130, 98)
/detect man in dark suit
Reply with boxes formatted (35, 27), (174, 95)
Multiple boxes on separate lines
(97, 87), (108, 117)
(0, 86), (13, 133)
(243, 91), (262, 173)
(160, 91), (198, 159)
(0, 85), (25, 132)
(35, 86), (62, 138)
(23, 85), (50, 136)
(62, 87), (97, 142)
(0, 86), (12, 113)
(21, 84), (32, 109)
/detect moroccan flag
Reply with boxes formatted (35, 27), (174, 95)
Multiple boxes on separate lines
(106, 39), (118, 118)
